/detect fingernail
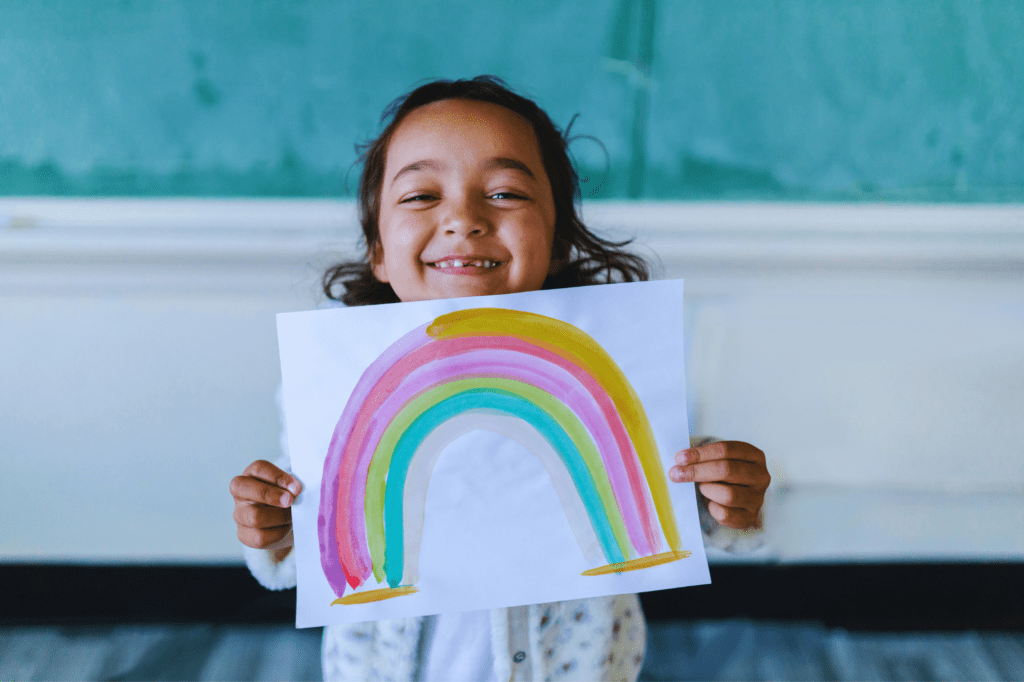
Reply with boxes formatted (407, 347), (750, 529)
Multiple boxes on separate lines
(680, 448), (697, 464)
(676, 466), (694, 481)
(670, 466), (692, 482)
(280, 493), (292, 506)
(287, 480), (301, 495)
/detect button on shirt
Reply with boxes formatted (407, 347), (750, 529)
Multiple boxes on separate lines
(418, 605), (534, 681)
(507, 605), (532, 681)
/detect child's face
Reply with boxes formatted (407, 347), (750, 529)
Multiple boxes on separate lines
(373, 98), (557, 301)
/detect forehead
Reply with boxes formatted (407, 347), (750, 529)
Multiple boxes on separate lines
(385, 99), (545, 170)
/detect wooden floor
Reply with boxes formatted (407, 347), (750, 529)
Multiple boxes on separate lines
(2, 621), (1022, 681)
(0, 624), (323, 681)
(642, 622), (1024, 682)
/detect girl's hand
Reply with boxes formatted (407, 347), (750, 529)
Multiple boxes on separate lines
(230, 460), (303, 562)
(668, 441), (770, 530)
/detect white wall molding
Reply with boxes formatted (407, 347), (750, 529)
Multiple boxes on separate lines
(585, 202), (1024, 273)
(5, 199), (1023, 562)
(0, 199), (360, 294)
(3, 198), (1023, 293)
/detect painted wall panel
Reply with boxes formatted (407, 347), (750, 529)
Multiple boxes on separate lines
(2, 1), (1022, 200)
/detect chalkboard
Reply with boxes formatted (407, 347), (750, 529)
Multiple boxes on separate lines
(2, 0), (1022, 201)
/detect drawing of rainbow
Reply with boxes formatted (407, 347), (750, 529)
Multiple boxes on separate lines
(319, 307), (688, 605)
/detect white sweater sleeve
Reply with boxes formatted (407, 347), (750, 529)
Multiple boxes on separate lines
(243, 384), (299, 590)
(244, 540), (297, 590)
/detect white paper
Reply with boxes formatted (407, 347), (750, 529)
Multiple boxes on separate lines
(277, 280), (709, 628)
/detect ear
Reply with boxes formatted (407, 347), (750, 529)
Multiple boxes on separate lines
(370, 243), (389, 283)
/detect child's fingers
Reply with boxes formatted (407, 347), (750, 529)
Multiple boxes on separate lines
(667, 441), (769, 530)
(668, 459), (769, 489)
(697, 482), (764, 512)
(237, 523), (292, 550)
(241, 460), (303, 495)
(705, 499), (761, 530)
(674, 441), (765, 466)
(229, 475), (296, 507)
(233, 501), (292, 529)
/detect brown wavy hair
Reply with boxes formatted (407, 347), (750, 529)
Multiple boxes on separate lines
(323, 75), (649, 305)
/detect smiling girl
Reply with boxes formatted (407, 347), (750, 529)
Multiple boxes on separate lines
(230, 76), (770, 681)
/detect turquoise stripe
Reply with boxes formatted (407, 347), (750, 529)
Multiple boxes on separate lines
(383, 388), (624, 588)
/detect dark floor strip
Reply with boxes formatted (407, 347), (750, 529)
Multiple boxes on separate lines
(2, 563), (1021, 630)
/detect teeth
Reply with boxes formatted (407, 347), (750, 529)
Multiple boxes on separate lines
(431, 259), (500, 269)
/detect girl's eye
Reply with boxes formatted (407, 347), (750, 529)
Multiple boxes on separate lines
(400, 193), (438, 203)
(489, 191), (527, 201)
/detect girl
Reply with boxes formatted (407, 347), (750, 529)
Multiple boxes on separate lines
(230, 76), (770, 682)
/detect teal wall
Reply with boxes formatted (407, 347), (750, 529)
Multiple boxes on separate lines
(2, 0), (1022, 201)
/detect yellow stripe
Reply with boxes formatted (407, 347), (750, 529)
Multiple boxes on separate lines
(331, 586), (418, 605)
(581, 550), (690, 576)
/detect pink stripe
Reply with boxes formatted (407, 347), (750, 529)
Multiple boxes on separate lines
(320, 323), (431, 592)
(342, 334), (662, 578)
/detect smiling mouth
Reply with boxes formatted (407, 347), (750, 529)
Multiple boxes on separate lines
(427, 259), (503, 270)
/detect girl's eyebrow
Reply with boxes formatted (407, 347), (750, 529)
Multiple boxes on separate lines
(391, 159), (444, 185)
(390, 157), (537, 186)
(482, 157), (536, 179)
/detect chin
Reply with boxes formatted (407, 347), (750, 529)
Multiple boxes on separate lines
(441, 286), (502, 299)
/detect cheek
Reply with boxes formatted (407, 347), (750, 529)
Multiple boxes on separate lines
(379, 217), (419, 258)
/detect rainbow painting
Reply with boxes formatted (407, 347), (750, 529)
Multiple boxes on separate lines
(317, 306), (691, 605)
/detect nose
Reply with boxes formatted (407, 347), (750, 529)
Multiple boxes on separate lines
(441, 195), (490, 237)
